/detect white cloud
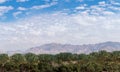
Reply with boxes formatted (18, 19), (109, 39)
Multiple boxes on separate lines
(74, 1), (119, 16)
(31, 2), (57, 10)
(75, 4), (87, 10)
(98, 1), (106, 5)
(76, 6), (85, 10)
(18, 7), (27, 11)
(0, 0), (6, 3)
(0, 6), (14, 16)
(16, 0), (29, 2)
(13, 11), (22, 18)
(17, 1), (57, 12)
(0, 12), (120, 51)
(110, 0), (120, 5)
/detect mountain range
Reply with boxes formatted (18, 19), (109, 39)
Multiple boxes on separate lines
(6, 41), (120, 55)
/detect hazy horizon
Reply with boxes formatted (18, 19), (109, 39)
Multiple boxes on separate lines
(0, 0), (120, 51)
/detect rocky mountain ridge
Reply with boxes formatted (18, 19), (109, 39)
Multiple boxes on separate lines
(25, 41), (120, 54)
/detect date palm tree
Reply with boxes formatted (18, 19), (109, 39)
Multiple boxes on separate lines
(25, 53), (39, 71)
(11, 53), (26, 72)
(0, 54), (9, 72)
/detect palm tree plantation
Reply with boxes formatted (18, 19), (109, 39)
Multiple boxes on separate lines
(0, 50), (119, 72)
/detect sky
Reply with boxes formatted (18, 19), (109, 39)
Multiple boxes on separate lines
(0, 0), (120, 51)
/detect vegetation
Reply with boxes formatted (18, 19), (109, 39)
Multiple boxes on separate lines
(0, 50), (119, 72)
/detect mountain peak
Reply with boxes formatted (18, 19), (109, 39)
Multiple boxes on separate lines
(3, 41), (120, 55)
(25, 41), (120, 54)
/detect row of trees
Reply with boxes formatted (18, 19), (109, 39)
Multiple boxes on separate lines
(0, 50), (119, 72)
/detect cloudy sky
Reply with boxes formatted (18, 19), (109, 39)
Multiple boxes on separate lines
(0, 0), (120, 51)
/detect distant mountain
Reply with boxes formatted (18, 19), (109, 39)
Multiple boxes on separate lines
(25, 41), (120, 54)
(6, 50), (24, 56)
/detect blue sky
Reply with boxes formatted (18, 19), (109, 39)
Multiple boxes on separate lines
(0, 0), (120, 51)
(0, 0), (119, 21)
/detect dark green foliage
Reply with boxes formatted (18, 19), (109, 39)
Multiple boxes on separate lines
(0, 51), (119, 72)
(38, 62), (54, 72)
(38, 54), (55, 62)
(11, 53), (26, 65)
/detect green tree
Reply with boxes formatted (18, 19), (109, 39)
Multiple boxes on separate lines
(25, 53), (39, 71)
(0, 54), (9, 72)
(11, 53), (26, 72)
(11, 53), (26, 65)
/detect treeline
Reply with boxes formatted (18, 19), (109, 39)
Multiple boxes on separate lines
(0, 50), (120, 72)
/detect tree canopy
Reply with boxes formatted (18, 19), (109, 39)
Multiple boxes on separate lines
(0, 51), (119, 72)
